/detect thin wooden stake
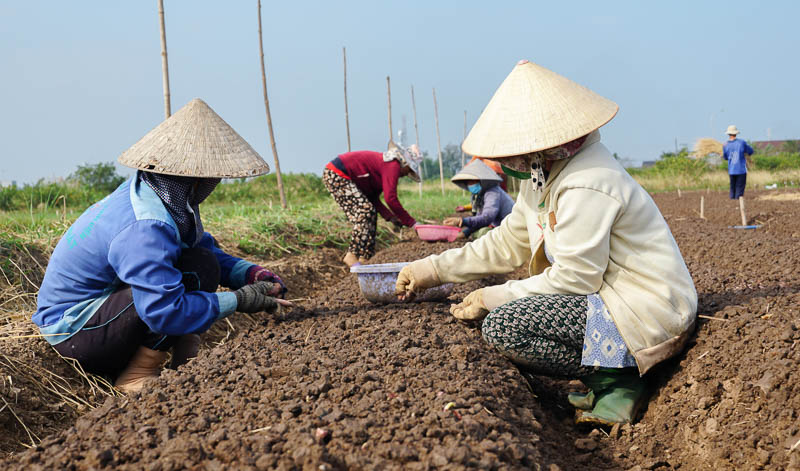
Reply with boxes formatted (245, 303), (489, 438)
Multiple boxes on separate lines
(700, 196), (705, 219)
(411, 85), (422, 197)
(433, 88), (444, 195)
(257, 0), (287, 209)
(343, 47), (351, 152)
(677, 188), (681, 198)
(461, 110), (467, 169)
(157, 0), (171, 119)
(739, 196), (747, 226)
(386, 76), (393, 141)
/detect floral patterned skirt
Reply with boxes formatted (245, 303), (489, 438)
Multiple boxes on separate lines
(322, 169), (378, 259)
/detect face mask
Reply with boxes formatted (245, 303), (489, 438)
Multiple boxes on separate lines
(467, 183), (482, 194)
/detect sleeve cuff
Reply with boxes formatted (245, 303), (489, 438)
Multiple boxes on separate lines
(215, 292), (238, 319)
(229, 260), (254, 289)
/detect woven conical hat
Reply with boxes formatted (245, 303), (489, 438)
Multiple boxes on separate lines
(118, 98), (270, 178)
(462, 60), (618, 158)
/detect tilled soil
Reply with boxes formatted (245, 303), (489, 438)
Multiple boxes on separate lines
(3, 189), (800, 470)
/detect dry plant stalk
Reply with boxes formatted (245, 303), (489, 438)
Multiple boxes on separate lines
(692, 137), (723, 159)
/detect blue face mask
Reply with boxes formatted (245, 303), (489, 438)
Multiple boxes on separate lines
(467, 183), (482, 195)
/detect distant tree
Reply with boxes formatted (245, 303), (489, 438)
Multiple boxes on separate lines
(658, 147), (690, 160)
(69, 162), (125, 193)
(418, 144), (463, 180)
(783, 140), (800, 154)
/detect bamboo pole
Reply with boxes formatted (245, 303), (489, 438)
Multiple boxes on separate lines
(432, 88), (444, 195)
(411, 85), (422, 197)
(257, 0), (287, 208)
(386, 76), (393, 141)
(157, 0), (171, 119)
(461, 110), (467, 168)
(700, 196), (705, 219)
(343, 47), (351, 152)
(739, 196), (747, 226)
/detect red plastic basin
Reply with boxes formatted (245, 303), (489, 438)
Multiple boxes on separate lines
(415, 224), (462, 242)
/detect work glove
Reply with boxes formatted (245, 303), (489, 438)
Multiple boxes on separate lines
(234, 281), (289, 314)
(389, 217), (403, 229)
(246, 265), (287, 298)
(395, 258), (441, 301)
(450, 288), (489, 321)
(443, 217), (462, 227)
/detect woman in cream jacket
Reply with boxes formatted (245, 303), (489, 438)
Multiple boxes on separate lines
(396, 60), (697, 426)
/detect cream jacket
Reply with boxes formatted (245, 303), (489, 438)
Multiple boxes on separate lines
(428, 132), (697, 374)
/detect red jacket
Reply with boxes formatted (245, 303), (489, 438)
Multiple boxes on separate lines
(336, 151), (416, 227)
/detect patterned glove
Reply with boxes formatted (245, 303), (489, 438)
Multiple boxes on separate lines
(246, 265), (287, 298)
(234, 281), (279, 314)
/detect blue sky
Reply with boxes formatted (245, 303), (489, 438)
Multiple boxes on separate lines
(1, 1), (798, 183)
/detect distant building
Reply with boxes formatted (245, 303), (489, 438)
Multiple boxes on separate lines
(641, 161), (656, 168)
(751, 140), (800, 154)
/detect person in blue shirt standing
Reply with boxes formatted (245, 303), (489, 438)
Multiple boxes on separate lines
(34, 99), (291, 393)
(722, 125), (754, 199)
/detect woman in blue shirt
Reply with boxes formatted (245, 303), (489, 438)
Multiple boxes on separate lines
(722, 125), (754, 199)
(443, 160), (515, 238)
(34, 99), (290, 393)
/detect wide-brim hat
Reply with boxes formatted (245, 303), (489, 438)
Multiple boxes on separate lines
(725, 124), (740, 136)
(462, 60), (618, 158)
(451, 159), (501, 190)
(118, 98), (270, 178)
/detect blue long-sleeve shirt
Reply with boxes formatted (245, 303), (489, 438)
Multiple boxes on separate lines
(723, 138), (754, 175)
(461, 186), (515, 237)
(34, 177), (247, 345)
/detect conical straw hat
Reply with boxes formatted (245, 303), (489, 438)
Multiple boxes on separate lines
(118, 98), (270, 178)
(451, 159), (501, 184)
(462, 60), (618, 158)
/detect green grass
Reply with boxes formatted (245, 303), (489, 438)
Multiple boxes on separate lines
(625, 152), (800, 192)
(0, 175), (473, 261)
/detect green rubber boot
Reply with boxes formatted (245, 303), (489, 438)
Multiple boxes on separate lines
(570, 368), (647, 426)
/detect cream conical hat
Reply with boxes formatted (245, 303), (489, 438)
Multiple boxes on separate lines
(462, 60), (618, 158)
(118, 98), (270, 178)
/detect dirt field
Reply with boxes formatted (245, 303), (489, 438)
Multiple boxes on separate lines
(2, 189), (799, 470)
